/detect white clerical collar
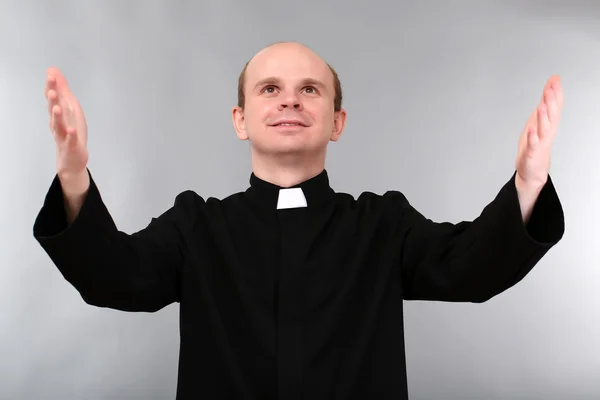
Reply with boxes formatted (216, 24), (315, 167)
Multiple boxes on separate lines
(276, 187), (307, 210)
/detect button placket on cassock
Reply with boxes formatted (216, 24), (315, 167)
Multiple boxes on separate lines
(276, 187), (309, 400)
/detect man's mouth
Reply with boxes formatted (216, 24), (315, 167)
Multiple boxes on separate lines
(270, 119), (308, 127)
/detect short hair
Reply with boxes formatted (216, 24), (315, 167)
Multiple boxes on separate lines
(236, 58), (343, 112)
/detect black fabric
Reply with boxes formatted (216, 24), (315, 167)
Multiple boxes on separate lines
(33, 168), (565, 399)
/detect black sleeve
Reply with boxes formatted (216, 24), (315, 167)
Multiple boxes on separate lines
(33, 168), (194, 312)
(398, 172), (564, 303)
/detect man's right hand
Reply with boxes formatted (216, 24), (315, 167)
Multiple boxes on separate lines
(45, 67), (89, 178)
(45, 67), (90, 222)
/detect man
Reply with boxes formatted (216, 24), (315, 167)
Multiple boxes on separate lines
(34, 42), (565, 399)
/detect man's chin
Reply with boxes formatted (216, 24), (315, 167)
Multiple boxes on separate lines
(251, 142), (323, 158)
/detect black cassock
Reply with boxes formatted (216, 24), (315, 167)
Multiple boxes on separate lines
(33, 168), (564, 399)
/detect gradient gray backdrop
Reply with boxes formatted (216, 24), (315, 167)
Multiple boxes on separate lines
(2, 1), (599, 399)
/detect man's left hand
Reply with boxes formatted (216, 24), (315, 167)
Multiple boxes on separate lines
(516, 76), (564, 189)
(514, 76), (564, 223)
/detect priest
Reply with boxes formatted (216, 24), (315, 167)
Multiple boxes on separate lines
(34, 42), (565, 399)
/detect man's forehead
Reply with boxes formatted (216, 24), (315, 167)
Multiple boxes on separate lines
(245, 43), (332, 86)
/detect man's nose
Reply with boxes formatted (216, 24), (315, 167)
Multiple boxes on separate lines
(281, 103), (301, 108)
(279, 92), (302, 110)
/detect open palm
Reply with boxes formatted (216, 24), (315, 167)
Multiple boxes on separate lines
(45, 67), (89, 177)
(516, 76), (564, 188)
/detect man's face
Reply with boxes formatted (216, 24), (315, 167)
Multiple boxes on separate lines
(232, 44), (346, 157)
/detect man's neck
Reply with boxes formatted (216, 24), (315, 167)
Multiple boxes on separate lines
(251, 152), (326, 188)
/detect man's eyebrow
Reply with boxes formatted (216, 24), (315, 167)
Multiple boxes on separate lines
(252, 77), (327, 91)
(253, 77), (281, 91)
(300, 78), (326, 89)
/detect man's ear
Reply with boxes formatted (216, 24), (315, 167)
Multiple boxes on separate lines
(232, 106), (248, 140)
(330, 108), (347, 142)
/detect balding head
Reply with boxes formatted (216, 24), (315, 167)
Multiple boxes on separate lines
(237, 42), (343, 112)
(231, 41), (347, 170)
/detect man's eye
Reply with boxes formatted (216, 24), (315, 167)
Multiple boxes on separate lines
(264, 86), (276, 93)
(304, 86), (317, 94)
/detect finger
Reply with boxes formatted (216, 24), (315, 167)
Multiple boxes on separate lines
(554, 79), (564, 109)
(45, 75), (56, 99)
(47, 89), (58, 115)
(544, 75), (563, 108)
(51, 104), (60, 134)
(527, 124), (539, 152)
(51, 104), (68, 139)
(53, 68), (72, 95)
(46, 66), (60, 77)
(545, 85), (559, 126)
(537, 103), (551, 142)
(50, 105), (57, 134)
(65, 127), (78, 148)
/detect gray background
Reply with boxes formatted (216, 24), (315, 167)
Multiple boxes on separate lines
(2, 1), (599, 399)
